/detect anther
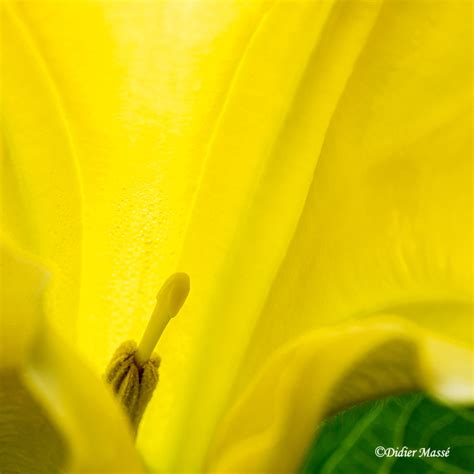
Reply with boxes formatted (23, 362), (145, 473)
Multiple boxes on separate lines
(104, 273), (190, 434)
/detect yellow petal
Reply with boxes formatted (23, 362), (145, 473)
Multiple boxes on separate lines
(158, 0), (385, 469)
(207, 317), (473, 472)
(6, 1), (294, 469)
(0, 241), (66, 473)
(208, 0), (472, 469)
(0, 239), (142, 472)
(6, 1), (471, 472)
(0, 238), (47, 367)
(24, 329), (144, 473)
(0, 3), (81, 341)
(150, 0), (470, 469)
(238, 0), (472, 383)
(9, 0), (273, 374)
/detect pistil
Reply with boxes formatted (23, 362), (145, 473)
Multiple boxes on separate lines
(104, 273), (190, 433)
(135, 272), (190, 365)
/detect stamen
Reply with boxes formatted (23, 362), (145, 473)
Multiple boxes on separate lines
(135, 272), (190, 366)
(104, 272), (190, 433)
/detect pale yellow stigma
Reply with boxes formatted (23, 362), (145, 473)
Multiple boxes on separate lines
(135, 272), (190, 366)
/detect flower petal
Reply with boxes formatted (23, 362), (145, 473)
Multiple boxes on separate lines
(156, 0), (385, 469)
(237, 0), (472, 386)
(207, 0), (472, 469)
(7, 1), (471, 472)
(0, 240), (142, 472)
(6, 1), (308, 469)
(24, 329), (144, 473)
(207, 317), (473, 472)
(1, 3), (81, 341)
(0, 238), (47, 368)
(156, 0), (471, 469)
(9, 0), (274, 373)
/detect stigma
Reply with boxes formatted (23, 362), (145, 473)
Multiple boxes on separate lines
(104, 273), (190, 433)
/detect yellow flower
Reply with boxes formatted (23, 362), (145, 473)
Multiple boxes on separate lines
(1, 0), (472, 472)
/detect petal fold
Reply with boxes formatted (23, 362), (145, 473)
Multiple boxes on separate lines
(0, 238), (47, 368)
(0, 240), (142, 472)
(208, 316), (473, 472)
(8, 0), (274, 373)
(159, 0), (384, 469)
(24, 329), (144, 473)
(1, 3), (82, 341)
(204, 0), (472, 470)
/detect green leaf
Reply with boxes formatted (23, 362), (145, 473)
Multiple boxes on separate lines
(300, 393), (474, 474)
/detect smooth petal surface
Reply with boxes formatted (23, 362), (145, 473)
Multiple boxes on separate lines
(4, 0), (472, 472)
(9, 0), (273, 374)
(161, 1), (391, 469)
(5, 0), (289, 470)
(0, 240), (142, 472)
(208, 0), (472, 470)
(240, 0), (472, 367)
(0, 3), (81, 341)
(0, 238), (47, 368)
